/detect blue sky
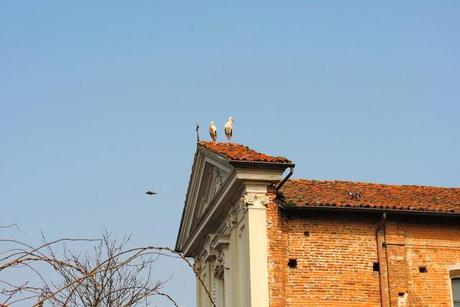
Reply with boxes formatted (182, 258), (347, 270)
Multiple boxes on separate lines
(1, 1), (459, 306)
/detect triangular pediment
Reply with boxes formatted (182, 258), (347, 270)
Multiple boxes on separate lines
(175, 142), (292, 256)
(175, 146), (232, 253)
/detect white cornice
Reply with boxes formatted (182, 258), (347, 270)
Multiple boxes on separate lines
(176, 146), (289, 257)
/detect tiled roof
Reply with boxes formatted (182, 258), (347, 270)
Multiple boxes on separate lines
(278, 179), (460, 214)
(199, 142), (291, 164)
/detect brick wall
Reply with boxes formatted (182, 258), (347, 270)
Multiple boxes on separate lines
(266, 197), (460, 306)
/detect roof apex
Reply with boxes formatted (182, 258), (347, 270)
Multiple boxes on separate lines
(198, 141), (292, 164)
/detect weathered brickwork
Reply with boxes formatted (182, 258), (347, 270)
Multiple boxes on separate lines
(267, 191), (289, 307)
(178, 142), (460, 307)
(386, 218), (460, 306)
(266, 197), (460, 307)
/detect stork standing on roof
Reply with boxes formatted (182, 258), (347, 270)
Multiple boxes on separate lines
(209, 121), (217, 141)
(224, 116), (234, 142)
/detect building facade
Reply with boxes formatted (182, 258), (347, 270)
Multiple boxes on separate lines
(175, 142), (460, 307)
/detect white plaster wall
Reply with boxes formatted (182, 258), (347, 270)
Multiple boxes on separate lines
(246, 203), (269, 307)
(194, 187), (272, 307)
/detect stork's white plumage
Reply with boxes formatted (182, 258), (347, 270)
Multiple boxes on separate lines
(209, 121), (217, 141)
(224, 117), (234, 142)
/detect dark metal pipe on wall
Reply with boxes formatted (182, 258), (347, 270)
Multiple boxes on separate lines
(376, 213), (391, 307)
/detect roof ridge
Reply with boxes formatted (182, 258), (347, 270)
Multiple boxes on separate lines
(198, 141), (292, 164)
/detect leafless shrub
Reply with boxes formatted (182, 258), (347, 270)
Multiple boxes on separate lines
(0, 228), (215, 307)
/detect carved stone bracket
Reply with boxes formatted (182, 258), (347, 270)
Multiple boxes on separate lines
(213, 256), (225, 279)
(200, 234), (229, 280)
(241, 193), (269, 209)
(223, 213), (237, 235)
(210, 235), (230, 251)
(202, 234), (229, 263)
(202, 234), (217, 262)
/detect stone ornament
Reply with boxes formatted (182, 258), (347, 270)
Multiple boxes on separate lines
(213, 256), (225, 279)
(241, 193), (269, 208)
(224, 213), (237, 234)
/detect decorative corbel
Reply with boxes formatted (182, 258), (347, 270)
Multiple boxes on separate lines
(202, 234), (217, 262)
(223, 213), (237, 235)
(213, 256), (225, 279)
(241, 193), (269, 209)
(210, 235), (230, 251)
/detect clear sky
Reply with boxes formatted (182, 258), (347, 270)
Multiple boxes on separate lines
(1, 1), (459, 306)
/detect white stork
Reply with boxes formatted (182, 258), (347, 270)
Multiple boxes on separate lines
(209, 121), (217, 141)
(224, 117), (234, 142)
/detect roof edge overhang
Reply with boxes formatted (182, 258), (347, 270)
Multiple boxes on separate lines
(277, 201), (460, 217)
(229, 160), (295, 169)
(174, 149), (198, 252)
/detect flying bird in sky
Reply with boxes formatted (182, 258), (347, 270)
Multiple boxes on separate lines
(145, 191), (157, 196)
(224, 117), (234, 142)
(209, 121), (217, 141)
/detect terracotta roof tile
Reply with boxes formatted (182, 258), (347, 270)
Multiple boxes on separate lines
(199, 141), (291, 164)
(278, 179), (460, 214)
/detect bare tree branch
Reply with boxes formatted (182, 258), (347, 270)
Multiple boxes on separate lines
(1, 231), (215, 307)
